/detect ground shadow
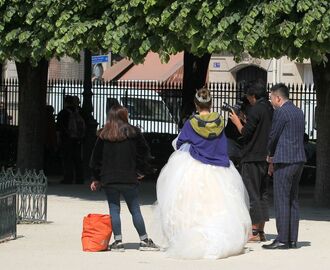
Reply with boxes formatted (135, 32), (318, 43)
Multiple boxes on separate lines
(47, 181), (157, 206)
(297, 241), (311, 248)
(47, 180), (330, 220)
(123, 242), (140, 250)
(266, 185), (330, 222)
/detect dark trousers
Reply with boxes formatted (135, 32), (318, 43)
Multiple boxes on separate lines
(273, 162), (304, 243)
(61, 138), (84, 184)
(241, 161), (269, 224)
(104, 185), (148, 241)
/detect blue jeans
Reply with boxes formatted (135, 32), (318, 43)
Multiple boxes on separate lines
(104, 185), (148, 241)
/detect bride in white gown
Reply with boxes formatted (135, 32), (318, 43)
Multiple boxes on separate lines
(153, 88), (251, 259)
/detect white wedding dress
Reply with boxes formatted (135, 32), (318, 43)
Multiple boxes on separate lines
(152, 141), (251, 259)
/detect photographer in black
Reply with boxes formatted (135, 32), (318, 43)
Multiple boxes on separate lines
(223, 98), (249, 165)
(229, 81), (273, 242)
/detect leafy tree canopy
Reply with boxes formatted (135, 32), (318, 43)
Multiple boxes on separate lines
(1, 0), (330, 65)
(0, 0), (107, 65)
(100, 0), (330, 63)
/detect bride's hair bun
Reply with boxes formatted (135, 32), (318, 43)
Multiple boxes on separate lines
(194, 87), (212, 109)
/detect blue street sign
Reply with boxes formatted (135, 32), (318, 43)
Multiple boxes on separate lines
(92, 55), (109, 64)
(213, 62), (221, 68)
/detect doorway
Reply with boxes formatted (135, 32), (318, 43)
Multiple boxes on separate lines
(236, 66), (267, 85)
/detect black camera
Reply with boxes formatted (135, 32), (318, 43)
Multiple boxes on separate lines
(221, 101), (244, 114)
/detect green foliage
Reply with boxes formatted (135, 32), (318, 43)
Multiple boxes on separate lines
(0, 0), (107, 64)
(1, 0), (330, 64)
(97, 0), (330, 63)
(98, 0), (245, 62)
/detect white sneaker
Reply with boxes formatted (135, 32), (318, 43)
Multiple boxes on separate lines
(139, 238), (160, 251)
(109, 240), (125, 252)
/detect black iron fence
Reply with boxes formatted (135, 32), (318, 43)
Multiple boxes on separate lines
(0, 79), (317, 139)
(0, 79), (19, 126)
(0, 168), (47, 243)
(14, 169), (48, 223)
(46, 80), (183, 134)
(0, 169), (17, 242)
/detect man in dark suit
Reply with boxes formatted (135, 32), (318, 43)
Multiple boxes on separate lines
(262, 83), (306, 250)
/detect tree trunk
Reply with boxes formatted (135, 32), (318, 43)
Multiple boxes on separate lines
(16, 59), (48, 171)
(311, 56), (330, 206)
(0, 63), (3, 80)
(180, 51), (211, 127)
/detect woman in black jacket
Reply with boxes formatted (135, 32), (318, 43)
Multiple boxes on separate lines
(90, 105), (159, 252)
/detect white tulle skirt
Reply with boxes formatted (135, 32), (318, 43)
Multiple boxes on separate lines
(152, 149), (251, 259)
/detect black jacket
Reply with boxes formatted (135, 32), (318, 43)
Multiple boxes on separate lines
(56, 106), (86, 141)
(89, 127), (151, 185)
(240, 98), (273, 162)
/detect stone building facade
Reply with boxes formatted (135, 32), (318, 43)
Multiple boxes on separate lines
(2, 52), (314, 85)
(208, 53), (313, 85)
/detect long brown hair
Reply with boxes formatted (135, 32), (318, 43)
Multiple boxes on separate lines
(98, 105), (136, 141)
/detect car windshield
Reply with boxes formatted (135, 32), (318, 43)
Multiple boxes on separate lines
(122, 97), (173, 122)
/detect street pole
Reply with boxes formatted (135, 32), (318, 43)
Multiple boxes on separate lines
(82, 49), (98, 182)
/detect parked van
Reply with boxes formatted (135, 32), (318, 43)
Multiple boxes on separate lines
(47, 83), (178, 134)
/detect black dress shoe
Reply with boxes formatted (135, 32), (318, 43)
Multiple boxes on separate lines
(289, 241), (297, 249)
(262, 240), (289, 250)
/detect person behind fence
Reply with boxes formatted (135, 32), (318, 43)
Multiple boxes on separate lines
(0, 101), (11, 125)
(152, 87), (251, 259)
(73, 95), (89, 123)
(229, 81), (273, 242)
(262, 83), (306, 250)
(89, 105), (159, 252)
(56, 95), (86, 184)
(44, 105), (57, 174)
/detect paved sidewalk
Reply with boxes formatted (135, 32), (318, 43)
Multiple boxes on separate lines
(0, 181), (329, 270)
